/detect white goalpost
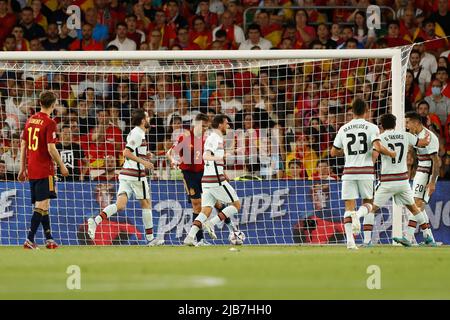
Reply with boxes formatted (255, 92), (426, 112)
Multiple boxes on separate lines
(0, 48), (409, 246)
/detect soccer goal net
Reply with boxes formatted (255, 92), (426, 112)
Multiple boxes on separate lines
(0, 48), (411, 246)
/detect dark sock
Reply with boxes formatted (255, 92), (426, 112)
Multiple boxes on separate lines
(224, 217), (231, 225)
(27, 210), (43, 242)
(41, 213), (53, 240)
(193, 213), (204, 241)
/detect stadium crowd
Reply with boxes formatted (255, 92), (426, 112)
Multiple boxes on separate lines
(0, 0), (449, 181)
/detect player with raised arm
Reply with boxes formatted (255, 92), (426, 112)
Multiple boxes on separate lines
(330, 98), (396, 250)
(354, 113), (435, 247)
(167, 113), (239, 246)
(402, 111), (441, 246)
(19, 91), (69, 249)
(87, 109), (161, 246)
(183, 114), (241, 246)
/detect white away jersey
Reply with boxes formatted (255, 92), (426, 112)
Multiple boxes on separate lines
(333, 118), (380, 181)
(414, 127), (439, 173)
(378, 130), (417, 182)
(202, 131), (226, 185)
(119, 126), (148, 181)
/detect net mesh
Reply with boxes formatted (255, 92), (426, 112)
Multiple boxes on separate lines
(0, 48), (411, 245)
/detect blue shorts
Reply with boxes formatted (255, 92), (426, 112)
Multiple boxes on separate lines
(29, 176), (57, 204)
(182, 170), (203, 200)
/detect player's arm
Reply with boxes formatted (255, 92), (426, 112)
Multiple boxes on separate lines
(48, 143), (69, 176)
(427, 153), (441, 196)
(203, 150), (223, 162)
(330, 146), (343, 157)
(123, 147), (154, 170)
(373, 140), (396, 158)
(18, 139), (28, 181)
(330, 130), (343, 157)
(372, 149), (379, 163)
(416, 131), (431, 148)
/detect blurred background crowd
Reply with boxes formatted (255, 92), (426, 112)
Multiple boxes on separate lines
(0, 0), (449, 182)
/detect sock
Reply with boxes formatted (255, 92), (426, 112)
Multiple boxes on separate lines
(421, 212), (434, 241)
(343, 211), (355, 246)
(40, 211), (53, 240)
(407, 213), (417, 241)
(357, 203), (372, 219)
(193, 213), (204, 242)
(95, 204), (118, 224)
(27, 209), (44, 242)
(362, 212), (374, 244)
(209, 206), (238, 227)
(142, 209), (154, 242)
(414, 211), (432, 240)
(224, 216), (237, 232)
(187, 212), (208, 239)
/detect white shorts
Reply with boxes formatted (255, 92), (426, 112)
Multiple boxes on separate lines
(341, 180), (374, 200)
(201, 181), (239, 208)
(117, 179), (151, 200)
(373, 181), (415, 207)
(413, 171), (438, 203)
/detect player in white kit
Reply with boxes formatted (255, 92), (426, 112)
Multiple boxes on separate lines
(331, 98), (396, 249)
(87, 109), (162, 246)
(404, 111), (441, 245)
(184, 114), (241, 246)
(353, 113), (435, 247)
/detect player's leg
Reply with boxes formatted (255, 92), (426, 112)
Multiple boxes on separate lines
(341, 181), (358, 249)
(358, 180), (375, 245)
(410, 172), (436, 242)
(205, 182), (240, 231)
(182, 170), (205, 243)
(214, 202), (238, 233)
(184, 206), (214, 246)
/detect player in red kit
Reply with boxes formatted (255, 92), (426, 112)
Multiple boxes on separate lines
(167, 113), (238, 246)
(18, 91), (69, 249)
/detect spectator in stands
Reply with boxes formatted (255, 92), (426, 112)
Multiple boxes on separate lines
(384, 20), (411, 47)
(285, 159), (306, 179)
(217, 80), (242, 121)
(132, 1), (151, 32)
(190, 16), (212, 50)
(58, 23), (76, 49)
(75, 100), (96, 135)
(20, 6), (46, 42)
(166, 0), (188, 30)
(95, 155), (118, 181)
(94, 0), (124, 36)
(409, 49), (431, 93)
(1, 133), (20, 179)
(42, 22), (64, 51)
(438, 56), (449, 70)
(425, 79), (450, 125)
(107, 22), (136, 51)
(167, 97), (197, 128)
(147, 9), (176, 49)
(69, 23), (104, 51)
(0, 0), (17, 48)
(430, 0), (450, 36)
(239, 23), (272, 50)
(3, 83), (31, 137)
(413, 38), (438, 75)
(212, 10), (245, 48)
(2, 34), (16, 51)
(419, 19), (447, 56)
(174, 26), (200, 50)
(56, 125), (89, 181)
(125, 14), (145, 47)
(82, 7), (109, 45)
(226, 0), (244, 27)
(434, 66), (450, 98)
(151, 79), (176, 119)
(294, 9), (316, 49)
(195, 0), (219, 29)
(12, 25), (29, 51)
(164, 115), (186, 151)
(312, 160), (338, 181)
(315, 23), (336, 49)
(255, 10), (282, 48)
(405, 69), (423, 111)
(141, 100), (166, 152)
(0, 159), (8, 181)
(399, 7), (418, 43)
(350, 11), (372, 46)
(112, 80), (136, 119)
(29, 37), (43, 51)
(148, 29), (166, 50)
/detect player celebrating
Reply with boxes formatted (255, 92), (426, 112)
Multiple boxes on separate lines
(18, 91), (69, 249)
(403, 111), (441, 245)
(330, 98), (395, 250)
(354, 113), (435, 247)
(167, 113), (239, 246)
(184, 114), (241, 246)
(87, 109), (160, 246)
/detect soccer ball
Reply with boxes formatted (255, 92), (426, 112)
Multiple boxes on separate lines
(229, 231), (245, 245)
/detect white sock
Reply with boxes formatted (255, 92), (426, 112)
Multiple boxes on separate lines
(95, 204), (117, 224)
(224, 218), (236, 232)
(187, 212), (208, 238)
(357, 203), (372, 219)
(362, 212), (374, 244)
(406, 213), (417, 241)
(344, 211), (355, 246)
(421, 212), (434, 241)
(210, 206), (238, 227)
(142, 209), (154, 242)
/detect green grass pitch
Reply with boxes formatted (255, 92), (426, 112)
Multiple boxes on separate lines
(1, 245), (449, 300)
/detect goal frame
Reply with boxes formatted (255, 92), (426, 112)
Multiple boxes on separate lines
(0, 48), (404, 243)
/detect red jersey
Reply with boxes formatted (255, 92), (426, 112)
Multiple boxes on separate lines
(173, 129), (205, 173)
(22, 112), (57, 179)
